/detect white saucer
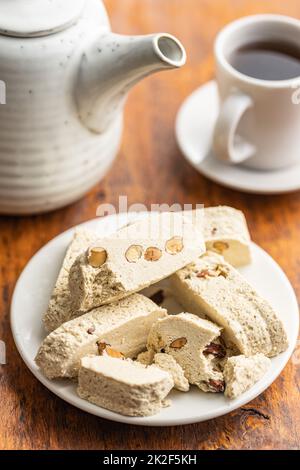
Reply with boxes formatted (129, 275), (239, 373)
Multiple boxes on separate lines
(176, 80), (300, 194)
(11, 213), (299, 426)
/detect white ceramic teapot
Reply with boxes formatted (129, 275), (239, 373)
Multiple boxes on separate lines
(0, 0), (186, 214)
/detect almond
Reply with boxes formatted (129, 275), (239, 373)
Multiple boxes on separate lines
(105, 346), (125, 359)
(96, 341), (124, 359)
(165, 236), (184, 255)
(215, 264), (229, 278)
(96, 340), (109, 354)
(88, 247), (107, 268)
(197, 265), (229, 279)
(170, 337), (187, 349)
(207, 379), (225, 393)
(203, 342), (226, 359)
(197, 269), (215, 279)
(144, 247), (162, 262)
(125, 245), (143, 263)
(212, 241), (229, 254)
(87, 326), (95, 335)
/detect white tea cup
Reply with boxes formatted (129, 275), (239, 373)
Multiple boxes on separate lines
(212, 15), (300, 170)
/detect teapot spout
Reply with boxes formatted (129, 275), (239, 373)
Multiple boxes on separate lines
(76, 33), (186, 133)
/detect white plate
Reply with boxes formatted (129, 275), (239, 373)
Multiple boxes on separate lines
(176, 80), (300, 194)
(11, 212), (299, 426)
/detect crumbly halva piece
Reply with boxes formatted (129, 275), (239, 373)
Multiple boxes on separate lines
(147, 313), (225, 393)
(154, 353), (189, 392)
(43, 228), (98, 332)
(224, 354), (271, 399)
(77, 356), (174, 417)
(69, 212), (206, 312)
(136, 350), (190, 392)
(170, 252), (288, 357)
(187, 206), (251, 267)
(35, 294), (167, 379)
(136, 349), (155, 366)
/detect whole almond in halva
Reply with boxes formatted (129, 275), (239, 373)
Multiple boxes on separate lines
(144, 247), (162, 262)
(125, 245), (143, 263)
(165, 236), (184, 255)
(170, 337), (187, 349)
(88, 247), (107, 268)
(212, 241), (229, 254)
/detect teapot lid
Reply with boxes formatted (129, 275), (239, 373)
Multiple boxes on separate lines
(0, 0), (86, 37)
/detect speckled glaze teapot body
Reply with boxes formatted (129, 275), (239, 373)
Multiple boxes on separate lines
(0, 0), (185, 214)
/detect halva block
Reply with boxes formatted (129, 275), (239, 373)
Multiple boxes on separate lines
(189, 206), (252, 267)
(35, 294), (167, 379)
(203, 206), (251, 267)
(77, 355), (174, 417)
(170, 252), (288, 357)
(147, 313), (226, 393)
(43, 228), (98, 332)
(69, 212), (206, 312)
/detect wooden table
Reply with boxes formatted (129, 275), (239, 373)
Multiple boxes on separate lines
(1, 0), (300, 450)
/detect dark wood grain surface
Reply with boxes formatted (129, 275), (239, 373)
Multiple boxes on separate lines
(1, 0), (300, 450)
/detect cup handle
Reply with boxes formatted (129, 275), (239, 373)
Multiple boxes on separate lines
(212, 92), (255, 164)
